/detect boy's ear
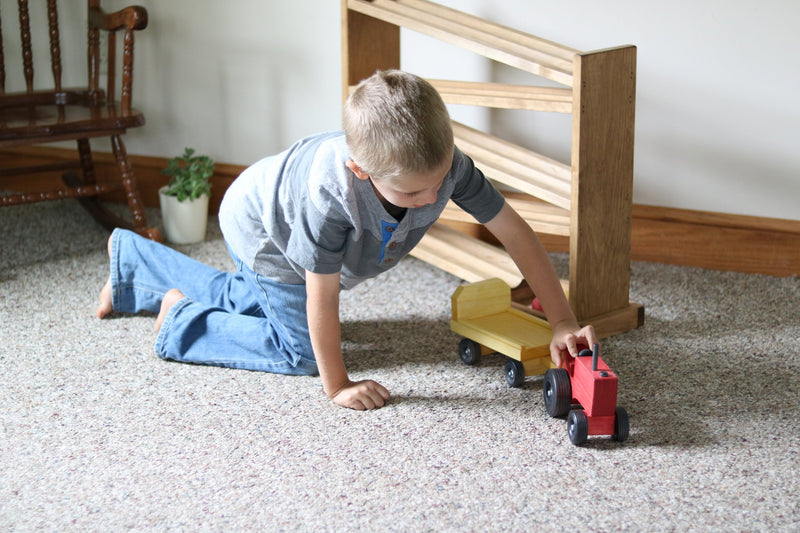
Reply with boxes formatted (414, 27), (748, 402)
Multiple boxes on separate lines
(346, 159), (370, 181)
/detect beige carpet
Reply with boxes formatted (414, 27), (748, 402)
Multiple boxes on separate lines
(1, 199), (798, 532)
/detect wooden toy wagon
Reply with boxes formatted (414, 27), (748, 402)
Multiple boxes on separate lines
(450, 278), (556, 387)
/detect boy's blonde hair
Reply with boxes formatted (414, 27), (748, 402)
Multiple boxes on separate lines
(343, 70), (453, 181)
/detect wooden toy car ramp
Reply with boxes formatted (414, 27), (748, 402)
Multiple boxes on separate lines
(450, 278), (556, 387)
(342, 0), (644, 339)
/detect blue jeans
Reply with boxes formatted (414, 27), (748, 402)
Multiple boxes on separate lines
(108, 228), (319, 375)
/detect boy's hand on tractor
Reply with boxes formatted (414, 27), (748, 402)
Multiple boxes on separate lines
(331, 379), (390, 410)
(550, 321), (598, 368)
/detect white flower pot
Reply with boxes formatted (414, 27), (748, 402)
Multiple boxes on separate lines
(158, 186), (210, 244)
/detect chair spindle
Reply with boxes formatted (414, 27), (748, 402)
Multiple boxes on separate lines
(18, 0), (34, 93)
(46, 0), (62, 92)
(0, 4), (6, 96)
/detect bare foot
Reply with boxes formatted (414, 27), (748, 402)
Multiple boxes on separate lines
(96, 278), (113, 319)
(155, 289), (185, 333)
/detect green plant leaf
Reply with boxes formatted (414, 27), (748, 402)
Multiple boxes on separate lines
(160, 147), (214, 201)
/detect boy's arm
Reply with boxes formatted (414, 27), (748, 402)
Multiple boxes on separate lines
(305, 270), (390, 410)
(483, 201), (598, 366)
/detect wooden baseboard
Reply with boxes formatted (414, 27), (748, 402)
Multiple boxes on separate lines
(629, 205), (800, 277)
(2, 145), (798, 277)
(443, 206), (800, 278)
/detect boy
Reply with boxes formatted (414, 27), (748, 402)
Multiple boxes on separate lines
(96, 70), (597, 410)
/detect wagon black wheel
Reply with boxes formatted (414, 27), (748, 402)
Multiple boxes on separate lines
(504, 358), (525, 388)
(458, 338), (482, 365)
(613, 406), (629, 442)
(542, 368), (571, 418)
(567, 409), (588, 445)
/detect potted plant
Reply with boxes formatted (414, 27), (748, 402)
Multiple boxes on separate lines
(158, 147), (215, 244)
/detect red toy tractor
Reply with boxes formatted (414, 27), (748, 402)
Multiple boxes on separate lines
(542, 344), (629, 445)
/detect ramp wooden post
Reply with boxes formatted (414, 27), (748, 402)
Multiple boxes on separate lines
(341, 0), (400, 101)
(570, 46), (637, 321)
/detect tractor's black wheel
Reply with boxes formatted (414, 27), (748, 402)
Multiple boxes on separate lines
(542, 368), (571, 418)
(458, 338), (482, 365)
(613, 406), (630, 442)
(567, 409), (588, 446)
(504, 359), (525, 388)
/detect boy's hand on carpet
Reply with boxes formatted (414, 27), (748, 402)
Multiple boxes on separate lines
(331, 379), (390, 410)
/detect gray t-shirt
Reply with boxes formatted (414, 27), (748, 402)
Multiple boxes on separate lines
(219, 131), (504, 289)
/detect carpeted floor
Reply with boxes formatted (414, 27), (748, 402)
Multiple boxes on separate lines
(1, 199), (798, 532)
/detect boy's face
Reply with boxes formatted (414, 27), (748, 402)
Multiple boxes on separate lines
(348, 155), (452, 209)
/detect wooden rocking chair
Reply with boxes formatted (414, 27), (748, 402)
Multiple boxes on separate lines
(0, 0), (160, 240)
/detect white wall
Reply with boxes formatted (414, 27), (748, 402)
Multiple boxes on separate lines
(401, 0), (800, 221)
(104, 0), (344, 164)
(4, 0), (798, 221)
